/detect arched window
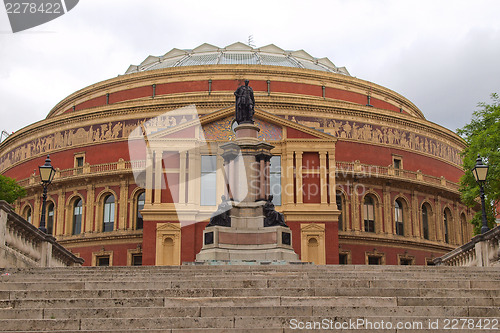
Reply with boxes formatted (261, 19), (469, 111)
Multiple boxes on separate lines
(363, 195), (375, 233)
(136, 192), (145, 230)
(443, 208), (451, 243)
(47, 202), (55, 235)
(336, 191), (344, 231)
(23, 206), (32, 223)
(422, 204), (430, 240)
(73, 199), (82, 235)
(103, 195), (115, 232)
(395, 199), (404, 236)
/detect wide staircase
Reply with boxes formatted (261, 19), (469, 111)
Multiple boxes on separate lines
(0, 265), (499, 332)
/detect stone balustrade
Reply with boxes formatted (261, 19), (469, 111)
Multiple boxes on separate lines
(16, 159), (458, 193)
(435, 225), (500, 267)
(0, 200), (83, 268)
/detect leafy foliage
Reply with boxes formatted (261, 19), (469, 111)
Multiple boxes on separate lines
(0, 175), (27, 204)
(457, 93), (500, 234)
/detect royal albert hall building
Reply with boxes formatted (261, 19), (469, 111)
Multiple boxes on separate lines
(0, 42), (474, 266)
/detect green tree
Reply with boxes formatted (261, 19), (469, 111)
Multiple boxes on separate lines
(457, 93), (500, 234)
(0, 174), (27, 204)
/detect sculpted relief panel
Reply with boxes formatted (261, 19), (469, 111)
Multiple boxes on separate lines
(285, 115), (463, 166)
(0, 112), (461, 173)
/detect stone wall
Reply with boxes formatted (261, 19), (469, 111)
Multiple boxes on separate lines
(0, 200), (83, 268)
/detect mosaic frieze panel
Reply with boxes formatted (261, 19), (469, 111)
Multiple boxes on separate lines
(283, 115), (462, 166)
(202, 117), (282, 141)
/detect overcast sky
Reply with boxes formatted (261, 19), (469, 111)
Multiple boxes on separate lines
(1, 0), (499, 137)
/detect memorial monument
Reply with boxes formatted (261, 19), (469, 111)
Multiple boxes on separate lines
(196, 80), (299, 262)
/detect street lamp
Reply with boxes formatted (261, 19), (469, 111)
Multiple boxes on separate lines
(38, 155), (56, 233)
(471, 155), (489, 234)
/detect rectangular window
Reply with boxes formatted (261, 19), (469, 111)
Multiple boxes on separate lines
(400, 258), (413, 265)
(96, 256), (110, 266)
(339, 253), (348, 265)
(368, 256), (381, 265)
(132, 254), (142, 266)
(393, 156), (402, 176)
(269, 156), (281, 206)
(75, 154), (85, 175)
(200, 155), (217, 206)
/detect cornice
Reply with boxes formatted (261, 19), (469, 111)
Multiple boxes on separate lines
(339, 232), (455, 252)
(46, 65), (424, 120)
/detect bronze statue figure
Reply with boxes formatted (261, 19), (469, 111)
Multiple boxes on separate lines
(207, 195), (231, 227)
(263, 195), (287, 227)
(234, 79), (255, 124)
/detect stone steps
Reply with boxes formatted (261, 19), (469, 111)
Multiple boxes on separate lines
(0, 265), (499, 332)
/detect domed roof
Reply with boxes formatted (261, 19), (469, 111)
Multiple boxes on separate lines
(125, 42), (350, 76)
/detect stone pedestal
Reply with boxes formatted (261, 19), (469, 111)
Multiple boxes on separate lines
(196, 123), (299, 262)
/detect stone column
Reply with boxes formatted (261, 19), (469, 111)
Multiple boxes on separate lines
(85, 185), (94, 232)
(258, 156), (265, 200)
(216, 154), (225, 202)
(178, 151), (187, 204)
(295, 152), (303, 204)
(145, 151), (154, 204)
(328, 151), (336, 205)
(284, 151), (294, 205)
(265, 156), (271, 200)
(351, 183), (359, 231)
(188, 150), (198, 205)
(319, 151), (328, 204)
(119, 179), (128, 230)
(412, 190), (419, 238)
(154, 152), (162, 204)
(383, 185), (391, 234)
(56, 188), (64, 236)
(435, 196), (442, 241)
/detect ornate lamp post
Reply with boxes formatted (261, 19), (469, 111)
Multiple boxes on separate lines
(38, 155), (56, 233)
(471, 155), (489, 234)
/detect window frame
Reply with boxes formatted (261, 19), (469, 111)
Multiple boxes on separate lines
(363, 195), (376, 233)
(72, 198), (83, 235)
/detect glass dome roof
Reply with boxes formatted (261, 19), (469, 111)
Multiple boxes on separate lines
(125, 42), (350, 76)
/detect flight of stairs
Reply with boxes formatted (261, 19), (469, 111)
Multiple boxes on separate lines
(0, 265), (499, 332)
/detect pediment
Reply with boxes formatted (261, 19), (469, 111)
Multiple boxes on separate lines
(157, 222), (181, 231)
(145, 106), (335, 143)
(300, 223), (325, 232)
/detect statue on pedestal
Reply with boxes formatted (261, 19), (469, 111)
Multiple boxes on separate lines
(207, 195), (231, 227)
(264, 195), (287, 227)
(234, 80), (255, 124)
